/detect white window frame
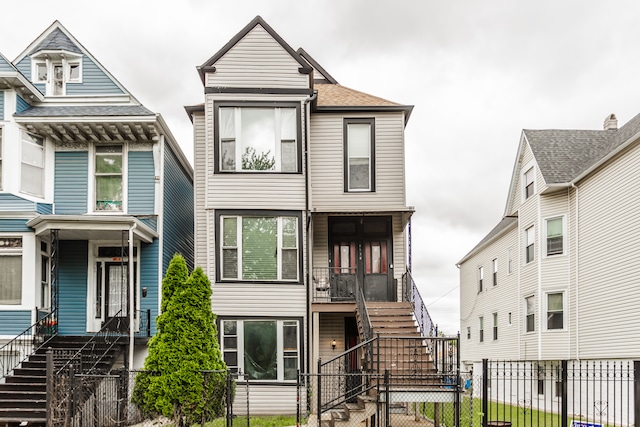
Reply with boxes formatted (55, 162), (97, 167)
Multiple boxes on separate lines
(220, 318), (300, 382)
(20, 131), (45, 198)
(508, 248), (513, 274)
(544, 216), (566, 257)
(0, 237), (23, 306)
(217, 106), (299, 173)
(345, 118), (375, 192)
(219, 214), (299, 282)
(479, 316), (484, 343)
(522, 161), (536, 201)
(478, 266), (484, 293)
(525, 295), (535, 333)
(31, 54), (83, 96)
(492, 312), (498, 340)
(525, 225), (535, 264)
(91, 144), (127, 213)
(545, 291), (565, 331)
(492, 258), (498, 286)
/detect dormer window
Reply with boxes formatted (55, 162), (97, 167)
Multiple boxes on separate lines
(31, 52), (82, 96)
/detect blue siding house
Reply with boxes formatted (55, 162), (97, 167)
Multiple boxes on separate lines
(0, 21), (193, 366)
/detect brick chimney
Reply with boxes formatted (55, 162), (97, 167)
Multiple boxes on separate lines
(604, 113), (617, 130)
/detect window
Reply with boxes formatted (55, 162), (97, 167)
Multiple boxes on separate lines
(0, 238), (22, 305)
(525, 226), (535, 263)
(478, 266), (484, 293)
(547, 292), (564, 330)
(21, 131), (45, 197)
(525, 295), (535, 332)
(479, 317), (484, 342)
(217, 105), (299, 172)
(344, 118), (375, 192)
(524, 166), (535, 199)
(492, 258), (498, 286)
(221, 319), (300, 381)
(466, 326), (471, 340)
(95, 145), (123, 211)
(31, 56), (82, 96)
(508, 248), (513, 274)
(493, 312), (498, 340)
(546, 217), (564, 256)
(220, 213), (299, 282)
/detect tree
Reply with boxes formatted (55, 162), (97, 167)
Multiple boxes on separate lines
(132, 256), (227, 426)
(160, 253), (188, 313)
(242, 146), (275, 171)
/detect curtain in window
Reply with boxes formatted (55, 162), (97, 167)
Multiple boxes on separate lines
(95, 147), (123, 210)
(242, 217), (277, 280)
(108, 265), (126, 317)
(0, 256), (22, 304)
(244, 321), (277, 380)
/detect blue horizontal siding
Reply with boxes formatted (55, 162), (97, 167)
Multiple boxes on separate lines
(15, 57), (31, 80)
(0, 193), (36, 211)
(0, 218), (30, 232)
(0, 311), (31, 335)
(140, 240), (159, 335)
(0, 90), (4, 120)
(58, 241), (88, 335)
(54, 152), (88, 214)
(0, 56), (13, 72)
(16, 95), (29, 113)
(36, 203), (53, 214)
(162, 142), (194, 272)
(128, 151), (155, 214)
(138, 216), (157, 231)
(66, 56), (124, 95)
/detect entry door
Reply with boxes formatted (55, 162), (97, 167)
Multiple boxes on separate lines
(361, 240), (389, 301)
(105, 262), (128, 329)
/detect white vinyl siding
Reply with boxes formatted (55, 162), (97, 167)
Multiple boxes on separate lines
(206, 25), (308, 89)
(193, 112), (208, 270)
(310, 113), (406, 211)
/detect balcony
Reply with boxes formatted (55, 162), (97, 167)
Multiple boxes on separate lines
(312, 267), (357, 302)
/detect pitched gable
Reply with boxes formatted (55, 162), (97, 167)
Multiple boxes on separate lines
(0, 53), (14, 73)
(199, 16), (312, 90)
(31, 28), (81, 55)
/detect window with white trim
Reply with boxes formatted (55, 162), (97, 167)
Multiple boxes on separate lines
(221, 318), (300, 381)
(344, 118), (375, 192)
(479, 316), (484, 343)
(546, 217), (564, 256)
(525, 295), (535, 332)
(525, 226), (535, 263)
(492, 258), (498, 286)
(21, 131), (45, 197)
(493, 312), (498, 340)
(0, 238), (22, 305)
(524, 166), (535, 199)
(220, 214), (299, 282)
(95, 145), (123, 211)
(478, 266), (484, 293)
(217, 106), (299, 172)
(31, 55), (82, 96)
(547, 292), (564, 330)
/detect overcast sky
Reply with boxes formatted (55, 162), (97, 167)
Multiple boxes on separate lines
(4, 0), (640, 334)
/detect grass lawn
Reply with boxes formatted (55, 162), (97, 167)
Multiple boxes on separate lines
(201, 414), (300, 427)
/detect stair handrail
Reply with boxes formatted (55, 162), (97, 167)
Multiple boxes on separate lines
(355, 278), (373, 342)
(403, 269), (437, 338)
(55, 310), (124, 376)
(0, 308), (57, 380)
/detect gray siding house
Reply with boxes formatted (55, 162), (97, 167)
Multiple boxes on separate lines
(0, 20), (192, 387)
(186, 16), (432, 415)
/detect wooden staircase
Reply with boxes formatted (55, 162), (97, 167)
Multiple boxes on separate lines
(0, 336), (124, 426)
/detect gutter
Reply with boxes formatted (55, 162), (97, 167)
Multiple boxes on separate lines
(571, 183), (579, 360)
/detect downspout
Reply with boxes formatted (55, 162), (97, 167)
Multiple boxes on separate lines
(571, 183), (579, 360)
(129, 223), (137, 369)
(304, 90), (317, 375)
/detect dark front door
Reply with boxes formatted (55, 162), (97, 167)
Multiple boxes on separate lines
(329, 217), (393, 302)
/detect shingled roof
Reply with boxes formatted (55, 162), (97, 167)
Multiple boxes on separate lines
(315, 83), (400, 107)
(15, 105), (154, 117)
(31, 28), (81, 54)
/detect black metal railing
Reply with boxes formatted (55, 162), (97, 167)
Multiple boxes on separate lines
(355, 281), (373, 342)
(55, 311), (124, 376)
(135, 308), (152, 338)
(402, 270), (437, 338)
(0, 308), (57, 380)
(312, 267), (357, 302)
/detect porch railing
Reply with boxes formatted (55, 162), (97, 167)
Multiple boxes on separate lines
(312, 267), (357, 302)
(55, 311), (124, 376)
(135, 308), (152, 338)
(0, 308), (57, 380)
(402, 269), (437, 338)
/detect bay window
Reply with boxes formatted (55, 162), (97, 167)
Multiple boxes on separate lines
(344, 118), (375, 192)
(95, 145), (123, 211)
(216, 104), (300, 173)
(221, 318), (300, 381)
(21, 131), (45, 197)
(219, 212), (300, 282)
(0, 238), (22, 305)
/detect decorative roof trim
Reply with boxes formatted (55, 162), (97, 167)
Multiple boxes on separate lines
(204, 87), (314, 95)
(315, 105), (414, 124)
(296, 48), (339, 84)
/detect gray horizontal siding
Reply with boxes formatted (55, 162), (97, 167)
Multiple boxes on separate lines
(128, 151), (155, 215)
(0, 311), (31, 335)
(58, 240), (88, 336)
(0, 57), (13, 72)
(36, 203), (53, 214)
(66, 55), (124, 95)
(0, 218), (30, 232)
(54, 151), (88, 214)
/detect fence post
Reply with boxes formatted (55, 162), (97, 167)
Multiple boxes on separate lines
(226, 371), (233, 427)
(561, 360), (568, 427)
(317, 358), (322, 421)
(246, 373), (250, 427)
(455, 335), (461, 427)
(385, 369), (390, 427)
(482, 359), (488, 427)
(634, 361), (640, 427)
(67, 364), (75, 426)
(46, 349), (53, 427)
(296, 370), (300, 427)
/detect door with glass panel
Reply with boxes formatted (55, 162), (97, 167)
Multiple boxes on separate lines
(95, 261), (134, 331)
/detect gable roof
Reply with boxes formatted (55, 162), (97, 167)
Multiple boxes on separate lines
(31, 28), (82, 54)
(458, 216), (518, 264)
(297, 48), (338, 84)
(197, 16), (312, 84)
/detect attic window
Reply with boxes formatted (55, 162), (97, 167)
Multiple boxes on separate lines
(31, 54), (82, 95)
(523, 166), (535, 199)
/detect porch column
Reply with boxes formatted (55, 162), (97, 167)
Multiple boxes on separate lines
(312, 311), (320, 373)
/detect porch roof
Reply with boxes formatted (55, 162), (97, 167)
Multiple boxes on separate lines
(26, 215), (158, 243)
(310, 207), (415, 228)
